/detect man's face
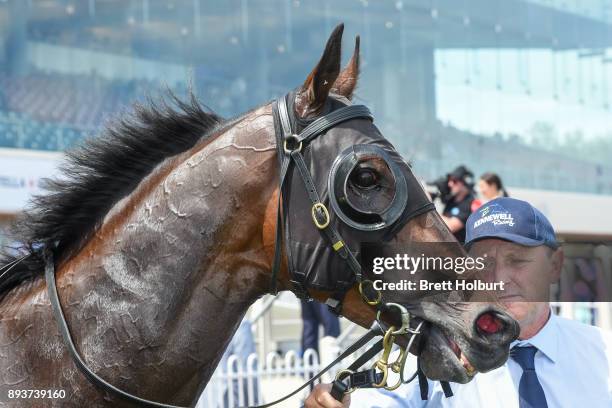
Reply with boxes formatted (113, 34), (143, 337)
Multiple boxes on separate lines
(469, 239), (563, 326)
(448, 177), (466, 196)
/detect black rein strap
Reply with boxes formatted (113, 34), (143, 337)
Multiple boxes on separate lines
(240, 322), (384, 408)
(46, 250), (385, 408)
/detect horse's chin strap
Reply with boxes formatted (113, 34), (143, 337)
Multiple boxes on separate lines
(416, 349), (454, 400)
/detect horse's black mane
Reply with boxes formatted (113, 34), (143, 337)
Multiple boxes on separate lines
(0, 92), (226, 299)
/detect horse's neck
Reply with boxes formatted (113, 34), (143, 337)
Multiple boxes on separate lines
(53, 106), (278, 403)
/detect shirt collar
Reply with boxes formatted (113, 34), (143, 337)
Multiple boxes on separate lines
(510, 308), (558, 364)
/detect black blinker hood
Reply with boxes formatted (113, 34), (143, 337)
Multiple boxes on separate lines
(272, 91), (435, 297)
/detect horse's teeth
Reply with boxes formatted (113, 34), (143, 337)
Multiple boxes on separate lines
(460, 352), (477, 376)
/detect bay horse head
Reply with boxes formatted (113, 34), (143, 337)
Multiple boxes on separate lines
(0, 23), (518, 407)
(264, 24), (519, 385)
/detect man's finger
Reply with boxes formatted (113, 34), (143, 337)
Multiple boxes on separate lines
(304, 383), (350, 408)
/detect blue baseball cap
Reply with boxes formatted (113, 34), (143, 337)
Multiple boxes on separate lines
(465, 197), (559, 249)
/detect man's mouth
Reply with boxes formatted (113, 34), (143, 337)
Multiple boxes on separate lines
(446, 335), (477, 377)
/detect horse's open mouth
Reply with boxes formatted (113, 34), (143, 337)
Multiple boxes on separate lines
(445, 335), (477, 377)
(417, 324), (480, 383)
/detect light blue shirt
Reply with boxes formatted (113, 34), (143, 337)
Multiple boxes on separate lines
(351, 312), (612, 408)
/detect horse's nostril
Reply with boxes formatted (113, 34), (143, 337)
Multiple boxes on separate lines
(476, 312), (504, 335)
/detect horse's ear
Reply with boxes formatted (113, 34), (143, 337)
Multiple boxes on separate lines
(331, 36), (360, 100)
(297, 23), (344, 117)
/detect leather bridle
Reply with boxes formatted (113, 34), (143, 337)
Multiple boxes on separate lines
(269, 93), (370, 303)
(269, 92), (436, 310)
(42, 93), (451, 408)
(262, 92), (451, 403)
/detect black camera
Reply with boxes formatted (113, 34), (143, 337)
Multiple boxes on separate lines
(427, 165), (474, 205)
(426, 176), (452, 205)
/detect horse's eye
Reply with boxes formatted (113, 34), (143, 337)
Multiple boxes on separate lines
(352, 168), (378, 188)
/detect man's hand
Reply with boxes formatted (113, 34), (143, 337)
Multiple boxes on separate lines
(304, 383), (351, 408)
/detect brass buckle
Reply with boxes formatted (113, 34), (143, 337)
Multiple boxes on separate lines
(376, 303), (411, 336)
(371, 326), (409, 391)
(311, 202), (330, 229)
(334, 369), (357, 395)
(359, 280), (382, 306)
(385, 346), (407, 390)
(283, 134), (302, 154)
(371, 326), (396, 388)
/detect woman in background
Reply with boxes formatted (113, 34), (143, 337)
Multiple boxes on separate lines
(478, 172), (508, 202)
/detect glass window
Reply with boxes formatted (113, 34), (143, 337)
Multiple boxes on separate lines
(0, 0), (610, 194)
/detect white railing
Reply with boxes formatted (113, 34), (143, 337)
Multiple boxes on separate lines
(197, 349), (321, 408)
(196, 341), (384, 408)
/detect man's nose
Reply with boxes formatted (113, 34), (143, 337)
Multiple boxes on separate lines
(491, 261), (513, 287)
(481, 257), (504, 283)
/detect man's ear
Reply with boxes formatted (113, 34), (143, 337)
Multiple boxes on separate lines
(549, 248), (564, 283)
(331, 35), (360, 100)
(296, 23), (344, 117)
